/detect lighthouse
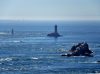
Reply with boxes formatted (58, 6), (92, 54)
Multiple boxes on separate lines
(55, 25), (57, 33)
(47, 24), (61, 38)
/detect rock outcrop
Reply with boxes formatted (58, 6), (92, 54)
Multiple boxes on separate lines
(61, 42), (93, 57)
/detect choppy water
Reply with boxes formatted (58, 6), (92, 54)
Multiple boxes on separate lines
(0, 20), (100, 74)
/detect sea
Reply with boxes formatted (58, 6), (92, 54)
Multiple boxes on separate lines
(0, 20), (100, 74)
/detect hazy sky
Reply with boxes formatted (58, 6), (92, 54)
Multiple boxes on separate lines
(0, 0), (100, 20)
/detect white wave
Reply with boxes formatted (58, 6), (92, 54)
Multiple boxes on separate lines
(31, 57), (38, 60)
(78, 61), (100, 64)
(73, 56), (86, 58)
(88, 72), (100, 74)
(0, 32), (8, 35)
(0, 57), (12, 62)
(3, 40), (24, 43)
(13, 40), (22, 43)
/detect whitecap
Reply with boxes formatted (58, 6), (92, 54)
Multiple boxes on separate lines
(78, 61), (99, 64)
(31, 57), (38, 60)
(13, 40), (24, 43)
(0, 32), (8, 35)
(0, 57), (12, 62)
(88, 72), (100, 74)
(5, 58), (12, 61)
(13, 40), (21, 43)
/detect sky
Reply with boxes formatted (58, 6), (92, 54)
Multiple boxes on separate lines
(0, 0), (100, 20)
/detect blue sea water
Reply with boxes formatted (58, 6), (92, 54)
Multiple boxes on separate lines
(0, 20), (100, 74)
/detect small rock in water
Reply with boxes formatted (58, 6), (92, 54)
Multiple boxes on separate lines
(61, 42), (93, 57)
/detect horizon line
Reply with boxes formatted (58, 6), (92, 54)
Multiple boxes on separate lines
(0, 17), (100, 21)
